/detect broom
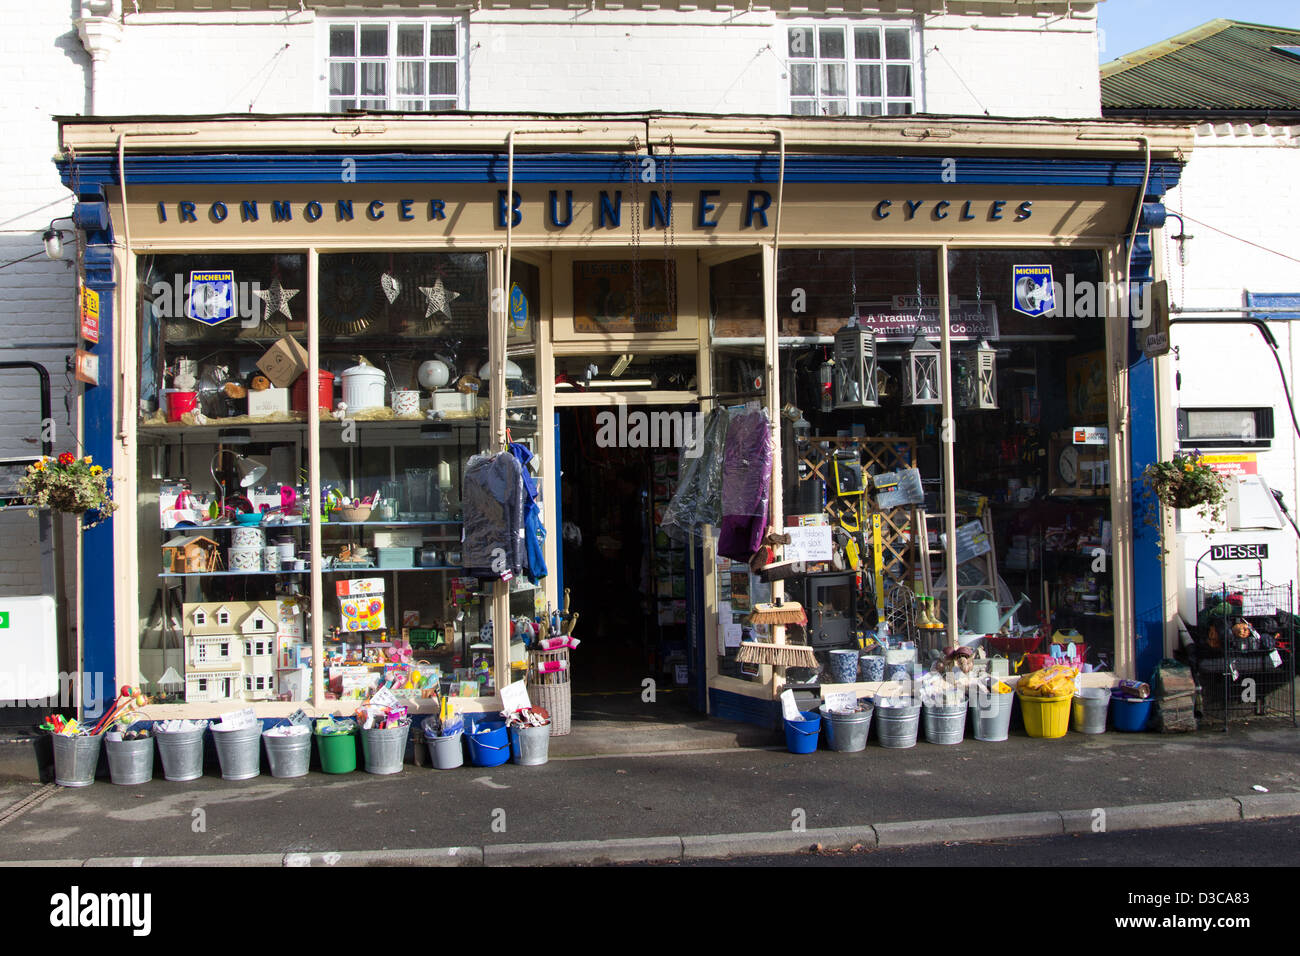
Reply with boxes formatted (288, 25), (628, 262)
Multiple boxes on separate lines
(738, 599), (816, 667)
(736, 641), (818, 668)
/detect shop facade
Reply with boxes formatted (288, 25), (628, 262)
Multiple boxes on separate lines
(56, 114), (1189, 725)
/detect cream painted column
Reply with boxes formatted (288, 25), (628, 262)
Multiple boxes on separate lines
(307, 248), (325, 705)
(117, 245), (141, 693)
(937, 246), (959, 649)
(761, 242), (784, 694)
(489, 247), (511, 694)
(1103, 244), (1136, 680)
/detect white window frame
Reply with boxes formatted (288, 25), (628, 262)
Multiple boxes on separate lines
(321, 16), (468, 113)
(784, 20), (922, 117)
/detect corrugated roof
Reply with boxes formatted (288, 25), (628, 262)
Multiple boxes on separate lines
(1101, 19), (1300, 112)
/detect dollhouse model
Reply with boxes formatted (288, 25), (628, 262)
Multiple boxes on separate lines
(183, 600), (281, 702)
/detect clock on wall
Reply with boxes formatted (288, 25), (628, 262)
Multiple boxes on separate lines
(1057, 446), (1079, 485)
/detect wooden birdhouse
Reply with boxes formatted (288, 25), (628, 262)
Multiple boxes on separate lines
(162, 533), (221, 573)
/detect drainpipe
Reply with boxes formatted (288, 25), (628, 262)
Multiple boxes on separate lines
(75, 1), (123, 115)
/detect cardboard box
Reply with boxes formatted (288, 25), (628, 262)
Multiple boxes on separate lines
(430, 389), (478, 414)
(247, 386), (290, 417)
(256, 335), (309, 388)
(277, 667), (310, 701)
(373, 530), (423, 548)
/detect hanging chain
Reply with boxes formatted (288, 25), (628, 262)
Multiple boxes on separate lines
(974, 251), (983, 309)
(664, 136), (677, 326)
(628, 136), (643, 331)
(915, 257), (924, 320)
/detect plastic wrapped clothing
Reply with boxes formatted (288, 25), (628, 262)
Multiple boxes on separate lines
(509, 442), (548, 583)
(462, 452), (525, 580)
(717, 405), (773, 562)
(660, 406), (730, 543)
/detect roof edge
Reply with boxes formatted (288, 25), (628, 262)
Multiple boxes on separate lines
(1100, 18), (1235, 79)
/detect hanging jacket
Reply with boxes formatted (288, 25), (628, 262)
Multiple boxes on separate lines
(716, 405), (773, 562)
(660, 406), (729, 543)
(462, 451), (525, 579)
(509, 441), (548, 583)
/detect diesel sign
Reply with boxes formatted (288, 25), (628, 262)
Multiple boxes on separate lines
(1210, 543), (1269, 561)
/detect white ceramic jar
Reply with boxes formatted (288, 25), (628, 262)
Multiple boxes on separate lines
(341, 365), (386, 412)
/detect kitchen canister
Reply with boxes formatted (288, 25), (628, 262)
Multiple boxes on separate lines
(391, 388), (420, 416)
(231, 527), (266, 550)
(275, 535), (296, 564)
(341, 365), (386, 412)
(262, 546), (281, 573)
(228, 546), (262, 572)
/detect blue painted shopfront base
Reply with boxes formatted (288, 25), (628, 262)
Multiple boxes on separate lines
(709, 688), (780, 730)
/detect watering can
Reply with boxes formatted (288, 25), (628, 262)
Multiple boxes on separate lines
(961, 591), (1031, 635)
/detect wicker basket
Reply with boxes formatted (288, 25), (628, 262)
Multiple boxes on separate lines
(528, 648), (571, 736)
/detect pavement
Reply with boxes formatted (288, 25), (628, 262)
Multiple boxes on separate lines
(1, 717), (1298, 866)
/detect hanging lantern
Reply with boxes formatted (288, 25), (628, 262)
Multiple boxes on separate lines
(903, 333), (942, 406)
(957, 338), (998, 410)
(832, 322), (879, 409)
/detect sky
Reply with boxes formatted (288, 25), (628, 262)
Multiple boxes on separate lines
(1098, 0), (1300, 62)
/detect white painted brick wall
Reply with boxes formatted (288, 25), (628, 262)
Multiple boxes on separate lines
(0, 3), (87, 616)
(1163, 128), (1300, 587)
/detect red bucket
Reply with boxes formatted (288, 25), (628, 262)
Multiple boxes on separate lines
(165, 390), (197, 422)
(292, 370), (335, 413)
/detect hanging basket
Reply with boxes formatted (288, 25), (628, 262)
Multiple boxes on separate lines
(17, 455), (118, 529)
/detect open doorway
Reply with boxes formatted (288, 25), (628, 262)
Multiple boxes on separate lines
(557, 405), (699, 722)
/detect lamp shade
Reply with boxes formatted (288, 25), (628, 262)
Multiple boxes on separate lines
(832, 322), (879, 409)
(903, 333), (942, 406)
(231, 455), (268, 488)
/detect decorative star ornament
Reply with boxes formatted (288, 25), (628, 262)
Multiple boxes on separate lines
(255, 278), (299, 321)
(380, 272), (401, 304)
(419, 278), (460, 320)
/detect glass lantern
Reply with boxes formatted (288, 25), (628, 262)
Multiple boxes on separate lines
(956, 338), (997, 410)
(832, 322), (879, 409)
(903, 333), (942, 406)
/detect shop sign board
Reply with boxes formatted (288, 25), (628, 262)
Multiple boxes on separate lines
(79, 282), (99, 343)
(784, 524), (833, 562)
(1072, 426), (1108, 445)
(856, 299), (998, 343)
(1011, 265), (1055, 317)
(1200, 453), (1257, 476)
(1209, 543), (1268, 561)
(186, 270), (237, 325)
(74, 350), (99, 386)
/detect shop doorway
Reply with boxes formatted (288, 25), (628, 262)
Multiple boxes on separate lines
(556, 405), (701, 720)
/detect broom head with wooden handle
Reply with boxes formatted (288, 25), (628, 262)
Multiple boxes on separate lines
(748, 601), (808, 627)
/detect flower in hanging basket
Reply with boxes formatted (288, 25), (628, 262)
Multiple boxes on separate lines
(17, 453), (118, 529)
(1142, 452), (1227, 524)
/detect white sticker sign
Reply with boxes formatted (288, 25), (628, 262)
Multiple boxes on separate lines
(783, 525), (833, 563)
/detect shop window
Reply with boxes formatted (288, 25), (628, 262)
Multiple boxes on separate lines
(787, 22), (918, 116)
(326, 19), (464, 112)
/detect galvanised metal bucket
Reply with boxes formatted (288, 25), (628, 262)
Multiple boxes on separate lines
(969, 688), (1015, 742)
(53, 732), (104, 787)
(155, 723), (209, 782)
(263, 731), (312, 778)
(361, 721), (410, 774)
(511, 724), (551, 766)
(105, 735), (153, 785)
(425, 730), (464, 770)
(1072, 688), (1112, 735)
(923, 702), (967, 745)
(211, 723), (262, 780)
(824, 706), (873, 753)
(874, 702), (921, 749)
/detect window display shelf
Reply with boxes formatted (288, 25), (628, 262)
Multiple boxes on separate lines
(159, 569), (311, 578)
(321, 566), (463, 574)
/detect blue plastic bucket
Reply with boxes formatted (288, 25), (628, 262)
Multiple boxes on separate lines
(784, 711), (821, 755)
(1110, 695), (1154, 732)
(465, 720), (511, 767)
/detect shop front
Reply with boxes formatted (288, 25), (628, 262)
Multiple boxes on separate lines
(55, 114), (1189, 727)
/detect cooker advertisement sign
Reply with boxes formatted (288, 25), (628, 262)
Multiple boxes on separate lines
(855, 298), (998, 342)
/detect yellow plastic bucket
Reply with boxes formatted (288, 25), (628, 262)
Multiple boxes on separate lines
(1017, 692), (1072, 739)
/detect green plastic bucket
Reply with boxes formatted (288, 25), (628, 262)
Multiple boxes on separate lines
(316, 727), (358, 774)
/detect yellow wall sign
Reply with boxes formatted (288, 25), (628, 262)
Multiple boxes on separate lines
(1200, 453), (1257, 476)
(79, 282), (100, 344)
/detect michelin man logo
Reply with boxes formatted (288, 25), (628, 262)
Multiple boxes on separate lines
(1012, 265), (1055, 317)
